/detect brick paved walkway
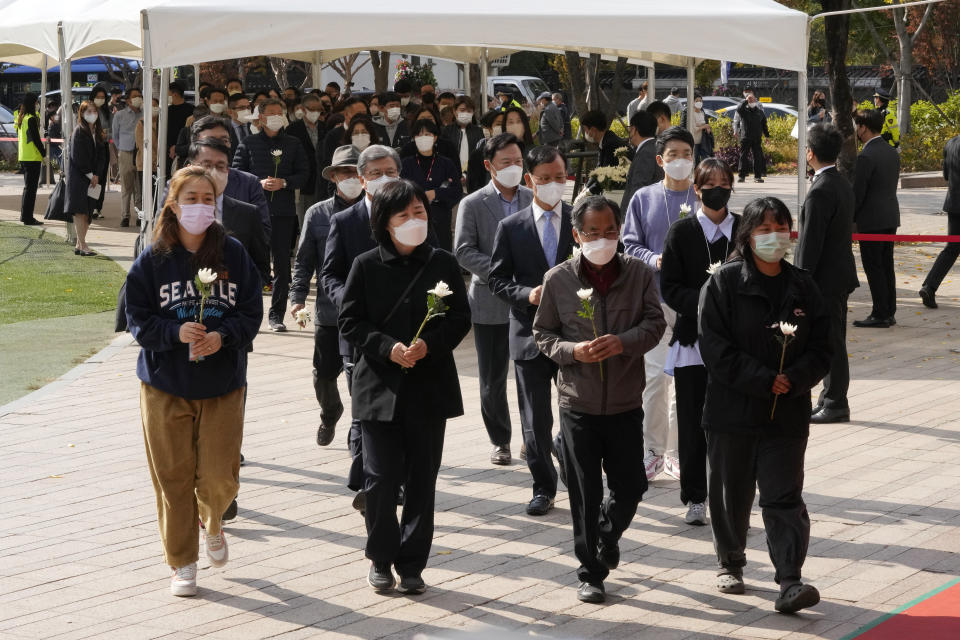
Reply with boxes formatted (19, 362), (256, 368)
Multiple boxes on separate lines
(1, 177), (958, 639)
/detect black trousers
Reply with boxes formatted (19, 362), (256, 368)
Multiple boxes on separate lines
(923, 212), (960, 293)
(738, 138), (764, 179)
(20, 161), (41, 222)
(362, 415), (445, 577)
(313, 324), (343, 420)
(514, 354), (559, 499)
(473, 323), (512, 446)
(859, 229), (897, 319)
(674, 365), (708, 505)
(430, 206), (453, 253)
(269, 215), (298, 322)
(706, 430), (809, 584)
(343, 353), (365, 492)
(818, 293), (850, 412)
(561, 407), (647, 584)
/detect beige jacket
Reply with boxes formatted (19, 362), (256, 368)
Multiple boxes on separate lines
(533, 254), (666, 415)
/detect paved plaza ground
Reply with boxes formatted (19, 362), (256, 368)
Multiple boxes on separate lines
(1, 176), (958, 639)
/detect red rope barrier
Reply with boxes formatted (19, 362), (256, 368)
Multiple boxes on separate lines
(789, 231), (960, 243)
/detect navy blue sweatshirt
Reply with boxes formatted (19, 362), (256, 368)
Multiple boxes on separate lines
(125, 235), (263, 399)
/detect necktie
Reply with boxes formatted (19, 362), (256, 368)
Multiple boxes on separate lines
(542, 210), (558, 268)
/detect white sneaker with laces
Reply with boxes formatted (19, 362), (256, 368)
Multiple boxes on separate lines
(643, 449), (664, 481)
(685, 502), (707, 525)
(664, 455), (681, 480)
(170, 562), (198, 596)
(204, 530), (229, 568)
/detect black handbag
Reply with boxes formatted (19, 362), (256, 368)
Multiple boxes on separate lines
(43, 174), (71, 222)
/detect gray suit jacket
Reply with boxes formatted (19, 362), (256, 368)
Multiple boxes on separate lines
(538, 103), (564, 146)
(853, 136), (901, 232)
(620, 138), (663, 212)
(455, 182), (534, 324)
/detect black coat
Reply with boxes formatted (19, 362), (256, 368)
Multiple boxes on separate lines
(661, 213), (740, 346)
(231, 130), (309, 217)
(735, 102), (769, 141)
(944, 135), (960, 215)
(620, 138), (663, 212)
(338, 242), (471, 422)
(65, 126), (106, 216)
(400, 153), (464, 219)
(222, 195), (271, 286)
(399, 137), (460, 168)
(598, 130), (628, 168)
(698, 259), (832, 437)
(286, 119), (323, 196)
(466, 138), (490, 194)
(796, 167), (859, 296)
(853, 137), (901, 232)
(441, 122), (484, 171)
(375, 119), (412, 149)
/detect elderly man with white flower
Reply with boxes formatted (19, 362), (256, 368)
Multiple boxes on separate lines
(533, 195), (665, 603)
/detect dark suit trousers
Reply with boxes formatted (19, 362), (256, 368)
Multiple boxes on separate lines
(20, 161), (41, 222)
(923, 212), (960, 292)
(707, 431), (809, 584)
(431, 205), (453, 253)
(312, 324), (344, 420)
(514, 354), (559, 499)
(674, 365), (708, 505)
(343, 353), (364, 492)
(859, 229), (897, 318)
(362, 416), (445, 577)
(818, 293), (850, 411)
(473, 323), (512, 446)
(269, 215), (298, 322)
(560, 407), (647, 584)
(739, 138), (764, 179)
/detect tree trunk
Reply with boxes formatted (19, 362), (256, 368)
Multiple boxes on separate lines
(610, 57), (627, 116)
(564, 51), (588, 115)
(468, 63), (483, 110)
(821, 0), (857, 178)
(370, 50), (391, 94)
(585, 53), (601, 110)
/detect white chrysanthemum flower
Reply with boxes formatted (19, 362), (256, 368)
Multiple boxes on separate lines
(270, 149), (283, 157)
(706, 261), (722, 275)
(428, 281), (452, 298)
(779, 321), (798, 336)
(197, 268), (218, 284)
(295, 308), (311, 326)
(577, 288), (593, 301)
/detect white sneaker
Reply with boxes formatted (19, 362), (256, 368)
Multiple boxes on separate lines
(643, 449), (664, 481)
(663, 455), (681, 480)
(685, 502), (707, 526)
(204, 530), (229, 568)
(170, 562), (198, 596)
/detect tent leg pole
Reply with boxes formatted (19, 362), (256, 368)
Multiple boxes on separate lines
(797, 69), (808, 208)
(312, 52), (322, 91)
(141, 10), (154, 234)
(648, 63), (656, 101)
(480, 49), (488, 111)
(57, 22), (76, 244)
(686, 59), (696, 138)
(194, 64), (201, 105)
(41, 55), (49, 184)
(157, 68), (170, 212)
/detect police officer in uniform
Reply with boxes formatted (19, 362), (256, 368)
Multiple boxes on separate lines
(873, 88), (900, 149)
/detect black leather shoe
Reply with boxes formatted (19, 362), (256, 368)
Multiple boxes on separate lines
(552, 435), (567, 488)
(597, 540), (620, 570)
(316, 423), (336, 446)
(887, 316), (897, 326)
(222, 499), (238, 521)
(919, 287), (938, 309)
(368, 562), (395, 592)
(396, 574), (426, 595)
(352, 490), (366, 514)
(23, 218), (43, 226)
(490, 444), (511, 465)
(120, 218), (130, 227)
(853, 315), (890, 328)
(810, 407), (850, 424)
(577, 581), (605, 603)
(526, 494), (554, 516)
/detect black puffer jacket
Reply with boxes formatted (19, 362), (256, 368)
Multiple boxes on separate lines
(698, 258), (831, 437)
(231, 130), (308, 217)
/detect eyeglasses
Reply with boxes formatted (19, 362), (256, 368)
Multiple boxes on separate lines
(578, 230), (620, 241)
(364, 167), (399, 179)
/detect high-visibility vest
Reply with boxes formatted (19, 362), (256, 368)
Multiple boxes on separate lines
(17, 113), (43, 162)
(880, 109), (900, 148)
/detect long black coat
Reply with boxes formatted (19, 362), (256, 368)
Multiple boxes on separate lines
(698, 258), (832, 437)
(65, 126), (106, 216)
(338, 242), (471, 423)
(796, 167), (859, 296)
(853, 137), (901, 232)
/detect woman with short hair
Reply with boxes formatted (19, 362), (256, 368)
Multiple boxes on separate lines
(65, 100), (108, 255)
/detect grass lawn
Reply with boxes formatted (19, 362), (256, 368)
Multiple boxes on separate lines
(0, 221), (127, 324)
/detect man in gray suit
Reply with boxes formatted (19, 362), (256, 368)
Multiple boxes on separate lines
(537, 92), (564, 147)
(620, 111), (664, 212)
(852, 110), (901, 328)
(455, 133), (534, 465)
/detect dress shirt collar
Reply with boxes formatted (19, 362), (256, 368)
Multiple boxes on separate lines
(532, 199), (560, 223)
(491, 180), (518, 203)
(814, 164), (836, 177)
(696, 208), (734, 243)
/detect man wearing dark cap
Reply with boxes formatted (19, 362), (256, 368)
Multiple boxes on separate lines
(537, 91), (564, 147)
(873, 87), (900, 148)
(290, 145), (365, 446)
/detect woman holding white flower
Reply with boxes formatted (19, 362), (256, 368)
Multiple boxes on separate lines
(698, 197), (831, 613)
(125, 166), (263, 597)
(660, 158), (740, 528)
(338, 179), (470, 595)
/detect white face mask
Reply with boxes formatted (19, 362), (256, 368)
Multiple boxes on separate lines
(83, 112), (99, 124)
(293, 109), (304, 120)
(506, 123), (525, 138)
(392, 218), (429, 247)
(130, 97), (143, 109)
(93, 97), (105, 107)
(414, 135), (435, 153)
(208, 102), (226, 114)
(580, 238), (618, 266)
(235, 108), (251, 122)
(352, 133), (371, 150)
(305, 110), (321, 123)
(583, 131), (596, 144)
(493, 164), (523, 188)
(535, 181), (565, 208)
(167, 96), (173, 106)
(364, 174), (398, 197)
(694, 100), (703, 109)
(662, 158), (694, 181)
(752, 231), (791, 263)
(491, 125), (503, 136)
(209, 168), (229, 194)
(386, 107), (402, 121)
(400, 97), (411, 107)
(370, 106), (380, 116)
(456, 111), (474, 125)
(265, 114), (284, 131)
(337, 177), (363, 200)
(249, 123), (260, 135)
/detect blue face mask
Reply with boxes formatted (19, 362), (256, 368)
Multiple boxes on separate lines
(752, 232), (791, 263)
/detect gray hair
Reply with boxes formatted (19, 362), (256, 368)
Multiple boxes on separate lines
(552, 92), (563, 101)
(357, 144), (401, 176)
(301, 93), (322, 106)
(570, 195), (622, 231)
